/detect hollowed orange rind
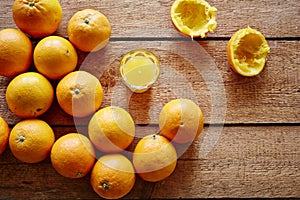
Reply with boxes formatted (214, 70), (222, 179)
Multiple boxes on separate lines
(170, 0), (217, 39)
(227, 27), (270, 77)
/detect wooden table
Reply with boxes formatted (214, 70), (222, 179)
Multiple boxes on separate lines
(1, 0), (299, 199)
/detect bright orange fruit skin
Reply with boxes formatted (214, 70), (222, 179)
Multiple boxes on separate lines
(0, 28), (33, 78)
(34, 36), (78, 80)
(50, 133), (95, 178)
(56, 71), (103, 118)
(13, 0), (62, 38)
(68, 9), (111, 52)
(6, 72), (54, 118)
(88, 106), (135, 152)
(0, 117), (10, 155)
(159, 99), (204, 144)
(133, 134), (177, 182)
(9, 119), (55, 163)
(90, 154), (135, 199)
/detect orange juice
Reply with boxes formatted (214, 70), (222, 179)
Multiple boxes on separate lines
(120, 50), (160, 93)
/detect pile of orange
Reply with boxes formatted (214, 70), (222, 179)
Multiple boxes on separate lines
(0, 0), (271, 199)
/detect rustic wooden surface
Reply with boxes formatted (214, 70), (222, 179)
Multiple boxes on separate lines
(0, 0), (299, 199)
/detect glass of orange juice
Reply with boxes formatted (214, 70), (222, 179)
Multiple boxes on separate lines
(120, 49), (160, 93)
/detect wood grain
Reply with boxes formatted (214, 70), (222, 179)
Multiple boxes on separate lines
(153, 125), (300, 198)
(0, 126), (299, 199)
(0, 0), (299, 199)
(0, 41), (299, 125)
(0, 0), (299, 38)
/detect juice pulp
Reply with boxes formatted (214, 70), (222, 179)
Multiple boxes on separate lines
(120, 50), (160, 93)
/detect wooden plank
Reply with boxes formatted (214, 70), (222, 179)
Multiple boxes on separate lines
(0, 0), (299, 38)
(0, 126), (299, 199)
(0, 162), (155, 199)
(153, 126), (300, 198)
(0, 0), (299, 199)
(152, 158), (300, 198)
(0, 40), (299, 125)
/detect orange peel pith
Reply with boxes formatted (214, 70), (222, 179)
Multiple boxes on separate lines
(227, 27), (270, 77)
(171, 0), (217, 39)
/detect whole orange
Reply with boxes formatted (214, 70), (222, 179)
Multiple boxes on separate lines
(90, 154), (135, 199)
(68, 9), (111, 52)
(159, 98), (204, 144)
(227, 27), (270, 77)
(88, 106), (135, 152)
(0, 117), (10, 155)
(50, 133), (95, 178)
(6, 72), (54, 118)
(9, 119), (55, 163)
(13, 0), (62, 38)
(56, 71), (103, 118)
(0, 28), (32, 78)
(34, 36), (78, 80)
(133, 134), (177, 182)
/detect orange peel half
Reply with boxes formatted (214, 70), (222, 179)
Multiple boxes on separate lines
(170, 0), (217, 39)
(227, 27), (270, 77)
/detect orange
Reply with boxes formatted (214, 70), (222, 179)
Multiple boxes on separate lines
(56, 71), (103, 118)
(67, 9), (111, 52)
(159, 98), (204, 144)
(6, 72), (54, 118)
(90, 154), (135, 199)
(0, 117), (10, 155)
(9, 119), (55, 163)
(34, 36), (78, 80)
(227, 27), (270, 77)
(50, 133), (95, 178)
(132, 134), (177, 182)
(0, 28), (33, 78)
(88, 106), (135, 152)
(170, 0), (217, 39)
(12, 0), (62, 38)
